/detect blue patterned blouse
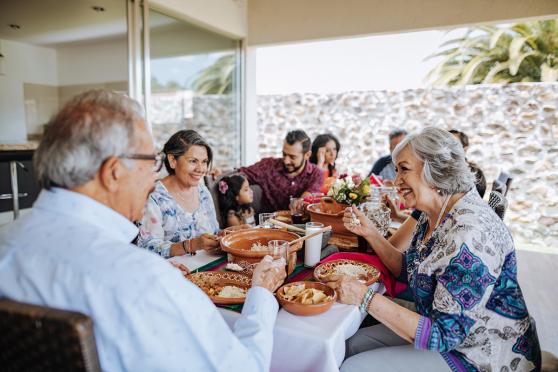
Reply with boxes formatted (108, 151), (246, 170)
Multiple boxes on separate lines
(402, 189), (540, 371)
(137, 181), (219, 258)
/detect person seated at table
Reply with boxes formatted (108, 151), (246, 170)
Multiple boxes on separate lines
(239, 130), (323, 213)
(332, 127), (540, 371)
(449, 129), (487, 198)
(367, 129), (407, 183)
(218, 174), (255, 227)
(0, 90), (287, 371)
(309, 133), (341, 194)
(137, 130), (220, 258)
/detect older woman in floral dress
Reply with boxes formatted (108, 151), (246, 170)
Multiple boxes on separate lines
(137, 130), (220, 259)
(332, 127), (540, 371)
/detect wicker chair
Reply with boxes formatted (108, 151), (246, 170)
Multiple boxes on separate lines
(0, 299), (100, 372)
(488, 191), (508, 220)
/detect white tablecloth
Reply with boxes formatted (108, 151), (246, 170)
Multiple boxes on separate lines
(170, 252), (378, 372)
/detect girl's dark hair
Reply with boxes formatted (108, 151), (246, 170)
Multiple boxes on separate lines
(218, 174), (252, 221)
(449, 129), (469, 149)
(163, 129), (213, 174)
(309, 133), (341, 177)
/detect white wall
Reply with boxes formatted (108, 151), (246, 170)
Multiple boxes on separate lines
(0, 39), (58, 144)
(57, 37), (128, 86)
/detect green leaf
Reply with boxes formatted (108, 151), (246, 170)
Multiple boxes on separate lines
(509, 51), (537, 75)
(457, 56), (489, 85)
(541, 62), (558, 82)
(509, 37), (529, 60)
(482, 61), (510, 83)
(489, 29), (505, 49)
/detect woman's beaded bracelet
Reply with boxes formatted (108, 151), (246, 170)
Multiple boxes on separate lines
(182, 240), (195, 256)
(359, 287), (376, 314)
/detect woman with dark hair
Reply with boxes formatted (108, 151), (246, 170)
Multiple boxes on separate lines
(217, 174), (255, 227)
(310, 133), (341, 193)
(310, 133), (340, 177)
(138, 129), (220, 258)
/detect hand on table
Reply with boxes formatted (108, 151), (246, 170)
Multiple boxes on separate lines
(326, 275), (368, 306)
(190, 233), (221, 254)
(252, 255), (287, 293)
(170, 261), (190, 277)
(342, 205), (380, 239)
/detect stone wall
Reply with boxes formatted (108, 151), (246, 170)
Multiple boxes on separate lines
(150, 92), (240, 170)
(256, 83), (558, 249)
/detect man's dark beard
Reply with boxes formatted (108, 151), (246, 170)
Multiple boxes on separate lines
(284, 159), (306, 174)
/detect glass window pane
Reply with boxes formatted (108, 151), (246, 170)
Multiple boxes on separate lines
(148, 10), (240, 170)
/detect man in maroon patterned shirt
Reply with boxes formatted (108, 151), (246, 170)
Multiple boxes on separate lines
(239, 130), (323, 213)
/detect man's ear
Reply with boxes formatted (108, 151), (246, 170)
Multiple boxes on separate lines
(98, 157), (123, 192)
(303, 150), (312, 161)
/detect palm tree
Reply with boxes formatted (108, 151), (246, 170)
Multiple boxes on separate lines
(425, 20), (558, 86)
(192, 54), (235, 95)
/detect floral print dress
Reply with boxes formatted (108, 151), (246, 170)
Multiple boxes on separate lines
(137, 181), (219, 258)
(403, 189), (540, 371)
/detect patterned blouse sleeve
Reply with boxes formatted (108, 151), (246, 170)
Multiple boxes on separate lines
(137, 196), (173, 258)
(414, 226), (498, 353)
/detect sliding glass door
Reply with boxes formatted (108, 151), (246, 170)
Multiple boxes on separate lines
(145, 9), (242, 170)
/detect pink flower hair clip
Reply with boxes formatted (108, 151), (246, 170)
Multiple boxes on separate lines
(219, 180), (229, 194)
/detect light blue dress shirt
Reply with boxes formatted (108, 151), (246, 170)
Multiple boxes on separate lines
(0, 188), (278, 371)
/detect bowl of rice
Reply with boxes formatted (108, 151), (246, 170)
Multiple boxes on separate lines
(220, 228), (303, 275)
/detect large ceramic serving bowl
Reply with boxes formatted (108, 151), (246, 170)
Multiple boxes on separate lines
(276, 281), (336, 316)
(220, 228), (303, 275)
(307, 202), (353, 236)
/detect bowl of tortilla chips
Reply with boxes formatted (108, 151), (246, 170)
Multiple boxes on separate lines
(276, 281), (336, 316)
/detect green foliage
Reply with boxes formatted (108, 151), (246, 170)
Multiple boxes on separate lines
(426, 20), (558, 86)
(328, 176), (371, 206)
(192, 54), (236, 95)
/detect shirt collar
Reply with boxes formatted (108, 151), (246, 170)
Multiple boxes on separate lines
(34, 188), (138, 243)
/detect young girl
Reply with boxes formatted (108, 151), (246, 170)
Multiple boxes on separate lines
(218, 175), (256, 227)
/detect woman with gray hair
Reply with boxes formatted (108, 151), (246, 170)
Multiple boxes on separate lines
(331, 127), (540, 371)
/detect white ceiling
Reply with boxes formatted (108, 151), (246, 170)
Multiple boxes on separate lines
(0, 0), (128, 46)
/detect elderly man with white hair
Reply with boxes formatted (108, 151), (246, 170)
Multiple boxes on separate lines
(332, 127), (540, 371)
(0, 90), (286, 371)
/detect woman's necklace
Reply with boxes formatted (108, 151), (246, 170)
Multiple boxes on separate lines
(421, 194), (452, 244)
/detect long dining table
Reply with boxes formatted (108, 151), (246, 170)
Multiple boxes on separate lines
(170, 250), (383, 372)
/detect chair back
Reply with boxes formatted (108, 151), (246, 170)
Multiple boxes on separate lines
(488, 191), (508, 220)
(492, 171), (513, 196)
(205, 173), (264, 229)
(0, 299), (100, 372)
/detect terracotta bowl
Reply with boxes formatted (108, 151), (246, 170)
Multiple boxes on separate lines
(307, 203), (353, 236)
(220, 228), (303, 275)
(276, 281), (336, 316)
(223, 224), (254, 236)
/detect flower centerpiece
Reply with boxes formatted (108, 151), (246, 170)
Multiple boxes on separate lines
(327, 174), (370, 206)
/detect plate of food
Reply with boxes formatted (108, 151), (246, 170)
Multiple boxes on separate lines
(313, 259), (380, 286)
(187, 271), (251, 305)
(276, 281), (336, 316)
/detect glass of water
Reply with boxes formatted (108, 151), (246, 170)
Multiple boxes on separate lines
(258, 212), (276, 228)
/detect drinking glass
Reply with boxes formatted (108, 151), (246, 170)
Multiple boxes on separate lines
(304, 222), (324, 267)
(289, 197), (305, 224)
(258, 212), (276, 228)
(267, 240), (289, 276)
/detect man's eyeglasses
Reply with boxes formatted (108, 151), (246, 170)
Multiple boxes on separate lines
(120, 152), (166, 172)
